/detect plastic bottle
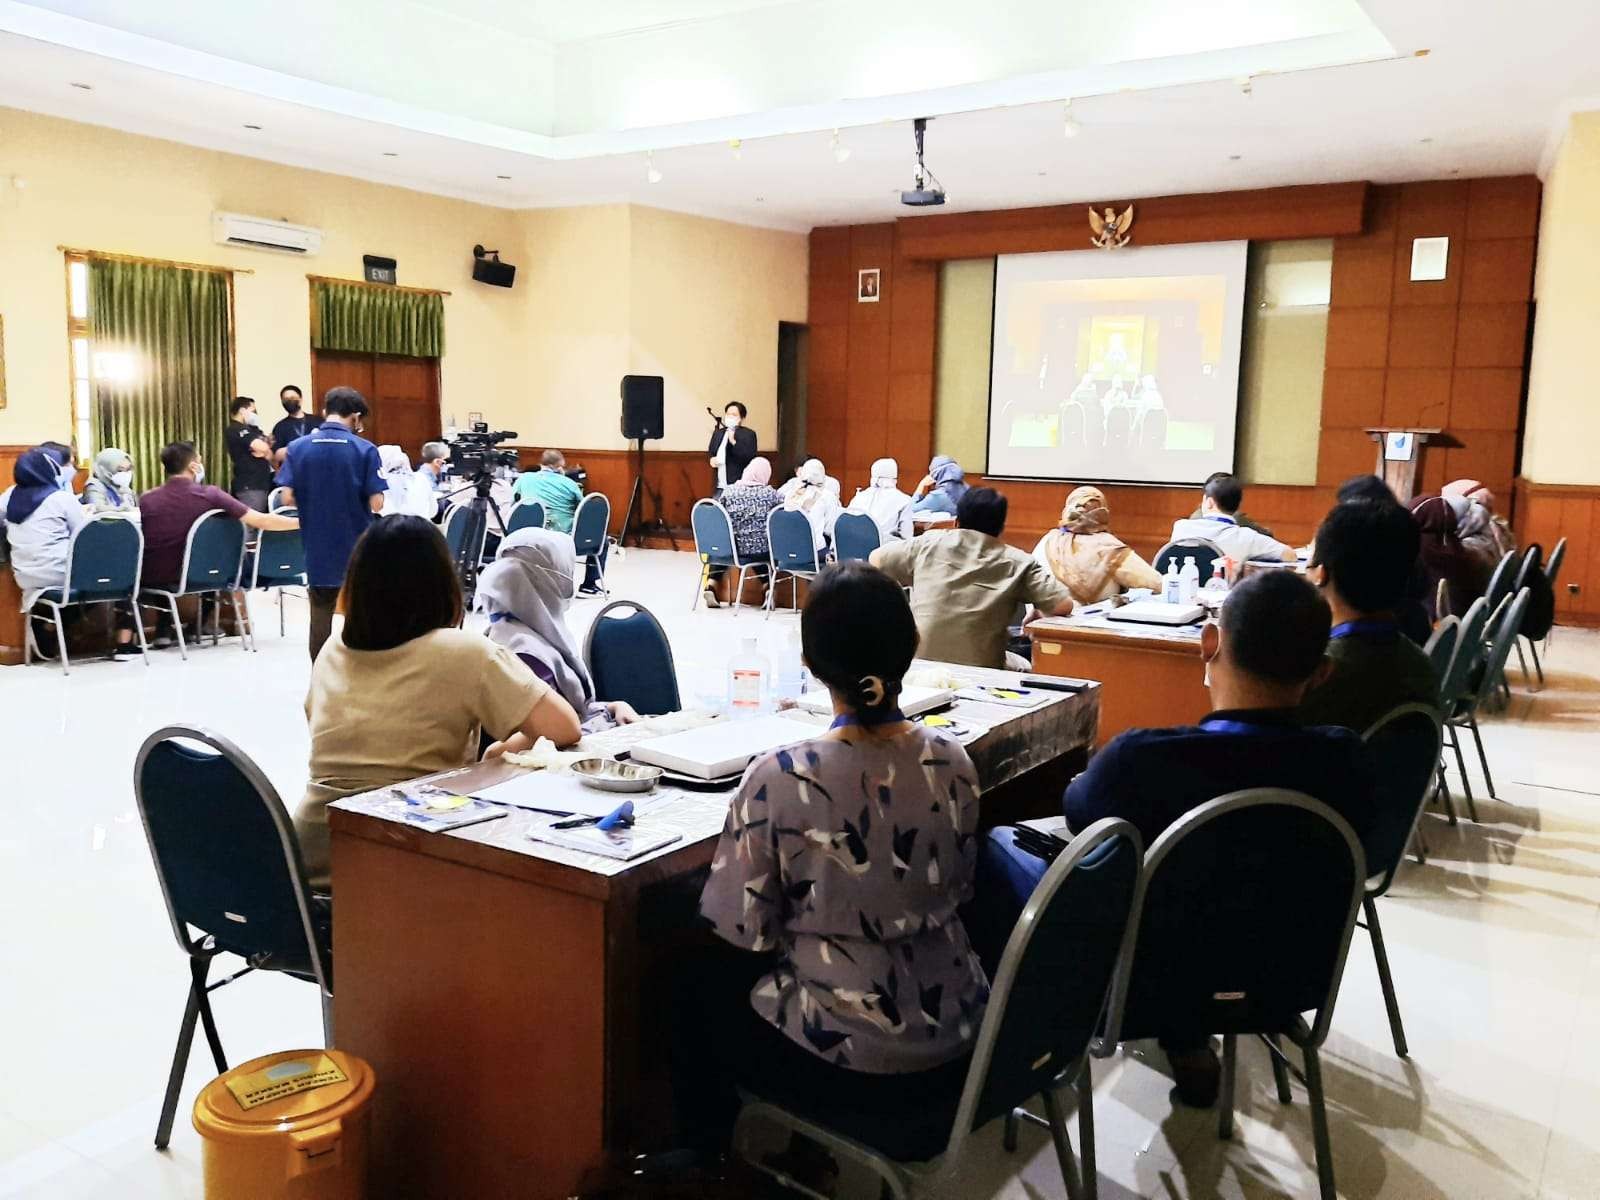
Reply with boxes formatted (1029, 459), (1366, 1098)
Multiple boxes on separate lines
(1162, 560), (1182, 604)
(727, 637), (771, 717)
(1209, 558), (1229, 593)
(775, 629), (809, 702)
(1179, 556), (1200, 604)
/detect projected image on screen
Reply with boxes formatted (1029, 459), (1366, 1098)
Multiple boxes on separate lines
(988, 241), (1249, 486)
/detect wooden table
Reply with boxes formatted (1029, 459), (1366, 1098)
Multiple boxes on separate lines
(1028, 611), (1210, 745)
(328, 663), (1099, 1200)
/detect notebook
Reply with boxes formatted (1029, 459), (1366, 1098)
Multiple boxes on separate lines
(1105, 600), (1206, 626)
(793, 684), (956, 719)
(527, 821), (682, 861)
(629, 715), (814, 780)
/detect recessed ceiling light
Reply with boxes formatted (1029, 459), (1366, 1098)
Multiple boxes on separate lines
(754, 196), (765, 203)
(243, 123), (262, 131)
(1037, 170), (1048, 177)
(1419, 137), (1434, 144)
(1228, 154), (1243, 161)
(382, 151), (398, 157)
(496, 174), (511, 180)
(69, 81), (93, 91)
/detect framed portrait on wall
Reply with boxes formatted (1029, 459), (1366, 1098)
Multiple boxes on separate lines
(857, 268), (880, 303)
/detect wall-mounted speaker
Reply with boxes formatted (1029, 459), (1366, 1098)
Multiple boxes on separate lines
(471, 244), (516, 288)
(620, 375), (664, 441)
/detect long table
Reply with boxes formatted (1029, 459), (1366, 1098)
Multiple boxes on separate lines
(328, 662), (1099, 1200)
(1028, 609), (1210, 744)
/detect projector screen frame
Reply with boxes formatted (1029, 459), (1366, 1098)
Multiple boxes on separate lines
(982, 240), (1248, 489)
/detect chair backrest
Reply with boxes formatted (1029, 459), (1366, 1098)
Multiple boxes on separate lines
(133, 726), (328, 994)
(442, 504), (480, 563)
(584, 600), (682, 716)
(1483, 550), (1517, 616)
(65, 516), (143, 602)
(1152, 538), (1221, 578)
(267, 486), (292, 513)
(1439, 596), (1489, 707)
(572, 493), (610, 556)
(1513, 544), (1556, 641)
(1058, 401), (1087, 445)
(1423, 615), (1460, 691)
(832, 512), (882, 563)
(1141, 408), (1168, 450)
(506, 500), (546, 535)
(1545, 536), (1566, 588)
(251, 526), (307, 588)
(942, 819), (1144, 1161)
(1471, 587), (1531, 708)
(691, 499), (739, 566)
(1103, 405), (1131, 449)
(1106, 789), (1364, 1050)
(768, 508), (820, 574)
(180, 510), (246, 594)
(1360, 703), (1444, 895)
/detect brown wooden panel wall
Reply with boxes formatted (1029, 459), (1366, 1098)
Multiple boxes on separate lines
(1513, 478), (1600, 627)
(807, 175), (1541, 558)
(510, 446), (737, 537)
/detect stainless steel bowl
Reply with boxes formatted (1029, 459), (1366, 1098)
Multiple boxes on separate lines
(570, 757), (663, 793)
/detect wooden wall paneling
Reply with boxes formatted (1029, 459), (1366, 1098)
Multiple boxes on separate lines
(1461, 238), (1537, 303)
(1320, 368), (1387, 430)
(511, 447), (712, 536)
(805, 227), (851, 471)
(0, 444), (27, 489)
(1324, 307), (1392, 369)
(843, 224), (896, 479)
(1513, 479), (1600, 624)
(1466, 176), (1543, 240)
(1383, 367), (1451, 428)
(1454, 303), (1530, 368)
(1450, 368), (1524, 430)
(1387, 306), (1458, 369)
(1390, 180), (1468, 308)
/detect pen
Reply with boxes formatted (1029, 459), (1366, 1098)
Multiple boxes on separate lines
(552, 800), (636, 830)
(1021, 678), (1091, 693)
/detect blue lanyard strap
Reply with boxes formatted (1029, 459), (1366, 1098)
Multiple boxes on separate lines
(1329, 619), (1399, 641)
(1202, 514), (1237, 525)
(829, 709), (906, 730)
(1200, 717), (1280, 736)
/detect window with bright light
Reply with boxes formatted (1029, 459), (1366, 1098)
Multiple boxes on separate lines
(65, 255), (92, 464)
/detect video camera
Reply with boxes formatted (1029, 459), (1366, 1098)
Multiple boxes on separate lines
(448, 422), (520, 480)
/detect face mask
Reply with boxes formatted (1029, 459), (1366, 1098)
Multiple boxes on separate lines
(724, 414), (740, 429)
(245, 412), (260, 427)
(283, 400), (301, 415)
(112, 470), (134, 489)
(192, 466), (206, 484)
(58, 463), (76, 489)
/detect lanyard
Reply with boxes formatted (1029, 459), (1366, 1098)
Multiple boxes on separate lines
(829, 709), (906, 730)
(1200, 717), (1282, 736)
(1202, 514), (1237, 526)
(1329, 619), (1399, 641)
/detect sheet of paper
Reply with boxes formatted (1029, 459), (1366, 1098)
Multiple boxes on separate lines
(474, 770), (675, 818)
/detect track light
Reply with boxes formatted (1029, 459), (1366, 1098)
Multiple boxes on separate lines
(831, 129), (851, 163)
(1062, 101), (1081, 139)
(646, 151), (662, 185)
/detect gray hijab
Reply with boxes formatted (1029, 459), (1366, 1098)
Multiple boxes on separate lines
(475, 529), (594, 712)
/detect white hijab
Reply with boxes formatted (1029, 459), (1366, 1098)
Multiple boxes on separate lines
(475, 529), (594, 713)
(847, 457), (912, 539)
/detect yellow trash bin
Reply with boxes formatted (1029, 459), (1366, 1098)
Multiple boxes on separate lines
(193, 1048), (375, 1199)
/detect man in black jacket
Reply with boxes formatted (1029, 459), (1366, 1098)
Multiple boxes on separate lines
(708, 401), (756, 497)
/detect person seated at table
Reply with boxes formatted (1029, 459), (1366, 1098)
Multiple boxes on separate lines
(909, 455), (969, 516)
(782, 457), (840, 554)
(375, 445), (430, 518)
(844, 457), (914, 542)
(81, 448), (140, 515)
(1409, 494), (1488, 620)
(1033, 485), (1162, 607)
(976, 571), (1375, 1108)
(512, 448), (584, 533)
(1299, 500), (1439, 732)
(703, 457), (782, 607)
(1187, 470), (1275, 536)
(295, 516), (581, 893)
(871, 486), (1073, 669)
(679, 561), (989, 1156)
(1170, 474), (1295, 563)
(476, 529), (641, 732)
(414, 440), (449, 516)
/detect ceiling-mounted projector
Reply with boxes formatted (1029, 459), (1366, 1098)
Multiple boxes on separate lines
(900, 117), (946, 207)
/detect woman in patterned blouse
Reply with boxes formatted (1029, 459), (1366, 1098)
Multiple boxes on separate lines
(719, 456), (782, 558)
(680, 561), (989, 1155)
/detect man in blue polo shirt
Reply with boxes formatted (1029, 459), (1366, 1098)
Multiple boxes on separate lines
(975, 570), (1376, 1109)
(277, 387), (384, 661)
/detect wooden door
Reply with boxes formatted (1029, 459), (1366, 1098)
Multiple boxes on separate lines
(310, 349), (441, 463)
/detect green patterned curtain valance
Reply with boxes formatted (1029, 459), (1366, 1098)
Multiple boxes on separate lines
(312, 280), (445, 358)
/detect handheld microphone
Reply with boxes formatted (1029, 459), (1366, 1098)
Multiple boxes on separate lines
(706, 406), (720, 422)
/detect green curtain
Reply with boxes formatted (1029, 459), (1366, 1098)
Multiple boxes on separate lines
(312, 281), (444, 357)
(88, 259), (233, 493)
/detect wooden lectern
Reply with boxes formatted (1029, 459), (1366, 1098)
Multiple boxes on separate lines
(1364, 427), (1445, 505)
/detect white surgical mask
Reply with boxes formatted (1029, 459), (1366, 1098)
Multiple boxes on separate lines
(244, 412), (260, 427)
(724, 414), (740, 429)
(57, 463), (75, 489)
(112, 470), (134, 489)
(192, 466), (206, 484)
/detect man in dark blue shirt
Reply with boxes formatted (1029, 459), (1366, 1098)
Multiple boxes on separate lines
(976, 570), (1376, 1108)
(277, 387), (384, 661)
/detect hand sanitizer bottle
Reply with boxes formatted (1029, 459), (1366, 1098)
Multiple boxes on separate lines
(727, 637), (770, 717)
(1163, 560), (1182, 604)
(1209, 558), (1229, 593)
(1179, 556), (1200, 604)
(775, 629), (808, 702)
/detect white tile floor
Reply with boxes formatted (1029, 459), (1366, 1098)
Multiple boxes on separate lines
(1, 546), (1596, 1199)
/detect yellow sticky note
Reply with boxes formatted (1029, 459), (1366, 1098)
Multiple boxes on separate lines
(922, 714), (954, 727)
(424, 793), (472, 812)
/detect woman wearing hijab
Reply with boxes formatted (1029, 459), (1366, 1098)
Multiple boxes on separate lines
(720, 457), (783, 559)
(376, 445), (429, 518)
(1033, 486), (1163, 606)
(845, 458), (913, 542)
(81, 448), (140, 515)
(783, 457), (841, 553)
(910, 455), (969, 516)
(1410, 495), (1488, 620)
(1443, 478), (1516, 559)
(476, 529), (641, 731)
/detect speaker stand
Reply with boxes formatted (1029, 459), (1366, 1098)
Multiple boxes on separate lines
(621, 437), (677, 550)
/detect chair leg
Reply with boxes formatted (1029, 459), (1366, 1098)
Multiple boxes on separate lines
(1514, 639), (1531, 685)
(1002, 1108), (1020, 1153)
(1217, 1033), (1238, 1140)
(692, 563), (706, 611)
(1447, 723), (1478, 821)
(168, 596), (189, 662)
(1468, 713), (1497, 802)
(1529, 639), (1545, 688)
(1302, 1041), (1338, 1200)
(133, 601), (150, 666)
(155, 975), (203, 1149)
(1267, 1035), (1293, 1103)
(1041, 1087), (1086, 1200)
(321, 991), (335, 1049)
(733, 565), (748, 614)
(192, 956), (228, 1075)
(1075, 1058), (1098, 1200)
(1365, 896), (1409, 1057)
(46, 603), (71, 676)
(1434, 763), (1459, 825)
(278, 589), (286, 637)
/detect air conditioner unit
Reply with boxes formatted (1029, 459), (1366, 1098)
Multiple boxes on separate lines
(211, 211), (324, 255)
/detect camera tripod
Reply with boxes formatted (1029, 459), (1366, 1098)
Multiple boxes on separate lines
(443, 472), (508, 602)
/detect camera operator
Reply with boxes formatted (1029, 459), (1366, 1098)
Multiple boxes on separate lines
(414, 441), (450, 520)
(511, 447), (609, 595)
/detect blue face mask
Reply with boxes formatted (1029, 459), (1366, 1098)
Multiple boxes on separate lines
(57, 463), (76, 491)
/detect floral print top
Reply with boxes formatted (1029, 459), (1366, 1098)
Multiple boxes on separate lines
(720, 483), (782, 559)
(700, 724), (990, 1073)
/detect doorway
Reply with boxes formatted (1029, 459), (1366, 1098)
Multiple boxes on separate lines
(311, 349), (442, 463)
(776, 321), (809, 478)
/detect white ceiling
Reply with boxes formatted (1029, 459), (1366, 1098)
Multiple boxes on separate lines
(0, 0), (1596, 233)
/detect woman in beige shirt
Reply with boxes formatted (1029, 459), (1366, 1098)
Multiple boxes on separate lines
(296, 515), (581, 891)
(1032, 485), (1163, 607)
